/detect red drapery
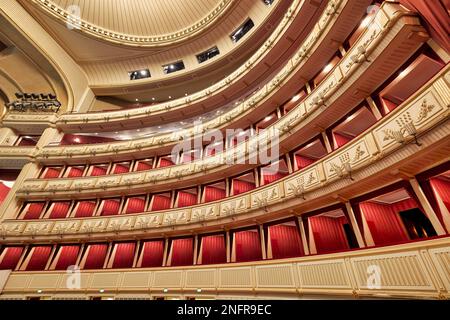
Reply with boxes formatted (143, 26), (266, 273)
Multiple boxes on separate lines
(112, 243), (136, 269)
(68, 167), (84, 178)
(23, 202), (45, 220)
(201, 235), (226, 265)
(309, 216), (349, 254)
(48, 201), (71, 219)
(125, 197), (146, 214)
(151, 195), (171, 211)
(430, 177), (450, 212)
(159, 158), (174, 168)
(60, 134), (117, 146)
(113, 164), (129, 174)
(136, 161), (152, 172)
(0, 182), (11, 205)
(140, 241), (164, 268)
(232, 180), (255, 195)
(262, 170), (288, 185)
(54, 246), (80, 270)
(43, 167), (60, 179)
(101, 199), (121, 216)
(269, 225), (304, 259)
(83, 244), (108, 270)
(177, 191), (197, 208)
(25, 246), (52, 271)
(0, 247), (23, 270)
(90, 166), (107, 176)
(204, 186), (226, 203)
(74, 201), (96, 218)
(234, 230), (262, 262)
(170, 238), (194, 266)
(399, 0), (450, 53)
(333, 132), (352, 148)
(295, 155), (316, 170)
(359, 201), (410, 246)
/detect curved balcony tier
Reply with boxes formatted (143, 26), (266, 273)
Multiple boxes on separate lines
(2, 66), (449, 242)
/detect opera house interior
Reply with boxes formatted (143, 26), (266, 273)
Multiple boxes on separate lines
(0, 0), (449, 301)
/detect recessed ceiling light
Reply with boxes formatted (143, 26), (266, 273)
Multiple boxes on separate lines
(169, 96), (172, 99)
(136, 129), (141, 132)
(185, 93), (188, 96)
(152, 97), (156, 101)
(74, 138), (80, 143)
(37, 290), (43, 293)
(135, 98), (139, 102)
(163, 288), (168, 293)
(99, 289), (105, 293)
(197, 289), (202, 293)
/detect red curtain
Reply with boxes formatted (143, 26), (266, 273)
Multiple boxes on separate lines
(0, 247), (23, 270)
(177, 191), (197, 208)
(48, 201), (71, 219)
(333, 132), (352, 148)
(43, 167), (60, 179)
(23, 202), (45, 220)
(201, 235), (226, 265)
(125, 197), (146, 214)
(112, 243), (136, 269)
(430, 177), (450, 212)
(113, 164), (129, 174)
(54, 246), (80, 270)
(151, 195), (171, 211)
(136, 161), (152, 172)
(140, 241), (164, 268)
(234, 230), (262, 262)
(68, 167), (84, 178)
(399, 0), (450, 53)
(101, 199), (121, 216)
(204, 186), (226, 203)
(74, 201), (96, 218)
(232, 180), (255, 195)
(171, 238), (194, 266)
(295, 155), (316, 170)
(83, 244), (108, 270)
(90, 166), (107, 176)
(159, 158), (174, 168)
(25, 246), (52, 271)
(309, 216), (349, 254)
(60, 134), (117, 146)
(262, 170), (288, 185)
(269, 225), (304, 259)
(359, 202), (410, 246)
(0, 182), (11, 205)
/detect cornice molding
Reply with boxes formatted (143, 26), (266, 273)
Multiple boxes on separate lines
(24, 0), (237, 48)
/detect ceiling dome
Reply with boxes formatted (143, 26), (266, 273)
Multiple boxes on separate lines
(27, 0), (235, 47)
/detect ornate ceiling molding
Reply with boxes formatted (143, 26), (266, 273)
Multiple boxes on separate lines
(25, 0), (236, 48)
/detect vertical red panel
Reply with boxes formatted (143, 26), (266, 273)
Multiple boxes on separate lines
(83, 244), (108, 270)
(74, 201), (96, 218)
(101, 199), (121, 216)
(151, 195), (171, 211)
(113, 164), (129, 174)
(234, 230), (262, 262)
(54, 246), (80, 270)
(309, 216), (349, 254)
(359, 202), (410, 246)
(430, 177), (450, 212)
(333, 133), (352, 148)
(177, 191), (197, 208)
(43, 168), (61, 179)
(0, 182), (11, 205)
(23, 203), (45, 220)
(159, 158), (174, 168)
(140, 241), (164, 268)
(125, 197), (146, 214)
(232, 180), (255, 195)
(201, 235), (226, 265)
(68, 167), (84, 178)
(204, 186), (226, 203)
(112, 243), (136, 269)
(295, 155), (316, 170)
(171, 238), (194, 267)
(269, 225), (304, 259)
(48, 202), (71, 219)
(25, 246), (52, 271)
(262, 171), (288, 185)
(136, 161), (152, 172)
(0, 247), (23, 270)
(90, 166), (107, 177)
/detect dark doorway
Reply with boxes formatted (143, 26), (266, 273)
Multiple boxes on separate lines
(399, 208), (437, 240)
(343, 223), (359, 249)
